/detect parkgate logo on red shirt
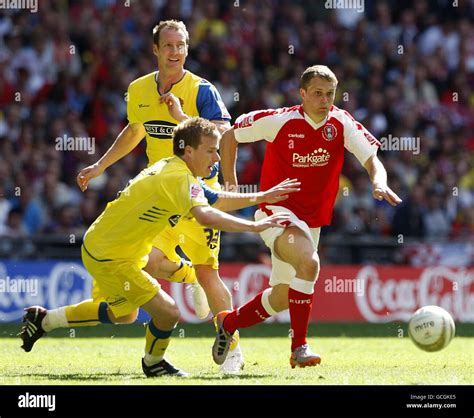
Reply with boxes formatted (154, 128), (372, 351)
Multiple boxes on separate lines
(292, 148), (331, 167)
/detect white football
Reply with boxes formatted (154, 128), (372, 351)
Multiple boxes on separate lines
(408, 305), (455, 352)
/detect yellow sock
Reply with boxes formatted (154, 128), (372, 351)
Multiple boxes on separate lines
(167, 261), (197, 284)
(144, 320), (173, 364)
(65, 300), (111, 327)
(229, 330), (240, 351)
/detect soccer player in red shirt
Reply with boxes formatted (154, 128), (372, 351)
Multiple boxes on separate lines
(215, 65), (402, 368)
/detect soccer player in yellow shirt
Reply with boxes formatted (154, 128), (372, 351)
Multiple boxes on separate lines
(64, 20), (238, 373)
(20, 117), (298, 377)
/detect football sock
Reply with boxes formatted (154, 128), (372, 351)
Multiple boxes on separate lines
(42, 300), (111, 331)
(223, 289), (277, 334)
(228, 330), (240, 352)
(289, 277), (315, 351)
(167, 260), (197, 284)
(144, 320), (174, 365)
(41, 306), (68, 331)
(66, 300), (111, 326)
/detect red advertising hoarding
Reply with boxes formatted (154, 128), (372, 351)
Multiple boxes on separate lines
(158, 264), (474, 323)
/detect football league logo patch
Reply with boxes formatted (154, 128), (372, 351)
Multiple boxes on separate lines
(190, 184), (204, 199)
(322, 124), (337, 141)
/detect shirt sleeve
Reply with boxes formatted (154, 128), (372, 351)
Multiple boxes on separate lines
(233, 108), (290, 143)
(199, 179), (219, 205)
(182, 175), (210, 214)
(126, 83), (140, 125)
(196, 80), (231, 121)
(343, 110), (380, 165)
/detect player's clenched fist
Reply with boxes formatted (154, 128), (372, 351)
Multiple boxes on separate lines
(76, 163), (104, 192)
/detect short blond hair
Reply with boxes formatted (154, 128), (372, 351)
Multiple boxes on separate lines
(173, 117), (219, 156)
(153, 20), (189, 46)
(300, 65), (338, 89)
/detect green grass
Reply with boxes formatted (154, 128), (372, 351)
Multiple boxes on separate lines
(1, 323), (472, 385)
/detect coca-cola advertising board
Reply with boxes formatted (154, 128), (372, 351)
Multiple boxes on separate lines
(0, 261), (472, 323)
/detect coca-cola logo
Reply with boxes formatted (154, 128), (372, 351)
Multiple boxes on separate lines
(355, 266), (474, 323)
(0, 262), (92, 322)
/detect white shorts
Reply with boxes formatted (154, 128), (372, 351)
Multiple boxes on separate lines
(255, 205), (320, 287)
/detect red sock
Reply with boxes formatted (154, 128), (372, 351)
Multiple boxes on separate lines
(223, 291), (271, 334)
(289, 287), (314, 351)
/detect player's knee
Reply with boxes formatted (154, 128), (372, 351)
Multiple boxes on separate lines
(297, 254), (320, 281)
(144, 248), (168, 277)
(164, 303), (180, 325)
(195, 265), (217, 285)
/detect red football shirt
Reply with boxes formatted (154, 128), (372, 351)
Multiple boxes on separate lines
(234, 105), (380, 227)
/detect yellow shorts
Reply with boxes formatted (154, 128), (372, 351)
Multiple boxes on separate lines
(82, 246), (160, 318)
(152, 216), (220, 270)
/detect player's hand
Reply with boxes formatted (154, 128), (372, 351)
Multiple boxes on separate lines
(253, 212), (291, 232)
(261, 178), (301, 204)
(76, 163), (104, 192)
(160, 93), (188, 122)
(372, 183), (402, 206)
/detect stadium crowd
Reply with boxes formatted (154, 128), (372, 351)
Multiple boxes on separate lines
(0, 0), (473, 251)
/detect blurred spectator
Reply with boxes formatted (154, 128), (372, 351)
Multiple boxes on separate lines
(423, 192), (452, 239)
(0, 207), (28, 237)
(0, 184), (11, 226)
(0, 0), (472, 261)
(392, 185), (426, 238)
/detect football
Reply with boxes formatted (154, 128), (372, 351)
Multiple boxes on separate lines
(408, 305), (456, 352)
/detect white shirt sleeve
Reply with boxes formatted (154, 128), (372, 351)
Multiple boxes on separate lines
(343, 110), (380, 165)
(233, 109), (294, 143)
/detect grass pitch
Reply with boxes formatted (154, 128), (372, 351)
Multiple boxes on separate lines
(1, 323), (472, 385)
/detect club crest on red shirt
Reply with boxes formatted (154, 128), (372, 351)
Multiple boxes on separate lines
(322, 124), (337, 141)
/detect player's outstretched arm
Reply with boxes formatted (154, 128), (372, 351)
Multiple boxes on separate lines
(219, 127), (239, 190)
(76, 123), (146, 192)
(364, 154), (402, 206)
(212, 178), (300, 212)
(191, 205), (290, 233)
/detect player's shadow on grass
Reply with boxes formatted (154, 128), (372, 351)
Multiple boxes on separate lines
(7, 372), (273, 381)
(195, 373), (273, 380)
(7, 372), (147, 381)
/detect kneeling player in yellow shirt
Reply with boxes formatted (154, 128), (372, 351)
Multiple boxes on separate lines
(20, 118), (298, 377)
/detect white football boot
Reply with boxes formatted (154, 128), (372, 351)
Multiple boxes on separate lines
(220, 330), (245, 375)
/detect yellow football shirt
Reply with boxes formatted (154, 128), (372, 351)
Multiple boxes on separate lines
(127, 70), (230, 165)
(83, 157), (209, 262)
